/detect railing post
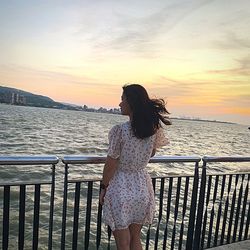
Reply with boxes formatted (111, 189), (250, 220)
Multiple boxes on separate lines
(242, 174), (249, 240)
(18, 185), (26, 250)
(48, 163), (56, 250)
(32, 184), (41, 250)
(61, 163), (69, 250)
(84, 181), (93, 249)
(96, 184), (103, 249)
(2, 186), (10, 250)
(186, 162), (200, 249)
(72, 182), (81, 250)
(193, 160), (207, 249)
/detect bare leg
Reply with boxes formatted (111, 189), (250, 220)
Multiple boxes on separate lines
(113, 228), (130, 250)
(129, 224), (143, 250)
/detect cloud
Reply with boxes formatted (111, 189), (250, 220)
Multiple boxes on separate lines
(75, 0), (215, 57)
(0, 64), (118, 89)
(207, 55), (250, 76)
(220, 94), (250, 107)
(212, 32), (250, 51)
(147, 72), (250, 107)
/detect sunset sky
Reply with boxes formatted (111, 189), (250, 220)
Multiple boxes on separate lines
(0, 0), (249, 125)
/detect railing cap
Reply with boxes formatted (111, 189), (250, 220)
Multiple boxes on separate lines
(203, 156), (250, 163)
(62, 155), (201, 164)
(149, 156), (201, 163)
(62, 155), (106, 164)
(0, 155), (59, 165)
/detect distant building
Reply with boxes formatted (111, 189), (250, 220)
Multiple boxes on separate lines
(19, 95), (26, 104)
(11, 93), (18, 104)
(11, 93), (26, 105)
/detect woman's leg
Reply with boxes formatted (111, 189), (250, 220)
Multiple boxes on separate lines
(113, 228), (130, 250)
(129, 224), (143, 250)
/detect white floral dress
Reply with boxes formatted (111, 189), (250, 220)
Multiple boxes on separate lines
(103, 121), (169, 231)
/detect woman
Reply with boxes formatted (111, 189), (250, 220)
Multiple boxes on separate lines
(99, 84), (171, 250)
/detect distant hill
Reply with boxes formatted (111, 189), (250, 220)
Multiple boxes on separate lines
(0, 86), (235, 124)
(0, 85), (78, 110)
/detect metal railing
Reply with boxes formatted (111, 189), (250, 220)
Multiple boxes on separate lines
(0, 155), (249, 249)
(195, 156), (250, 249)
(61, 156), (201, 250)
(0, 156), (59, 250)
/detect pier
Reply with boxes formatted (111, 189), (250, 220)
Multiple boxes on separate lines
(0, 155), (249, 249)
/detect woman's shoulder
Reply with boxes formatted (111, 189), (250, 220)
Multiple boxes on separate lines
(111, 121), (129, 129)
(153, 126), (169, 147)
(109, 122), (125, 135)
(109, 121), (130, 136)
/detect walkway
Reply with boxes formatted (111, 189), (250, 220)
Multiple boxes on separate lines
(209, 240), (250, 250)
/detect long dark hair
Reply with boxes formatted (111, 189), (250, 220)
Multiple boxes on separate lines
(122, 84), (171, 139)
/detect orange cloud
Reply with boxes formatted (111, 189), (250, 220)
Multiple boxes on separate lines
(221, 107), (250, 116)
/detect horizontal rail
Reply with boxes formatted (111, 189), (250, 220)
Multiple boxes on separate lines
(203, 156), (250, 163)
(62, 155), (202, 164)
(0, 180), (53, 187)
(68, 173), (200, 183)
(1, 155), (249, 165)
(62, 155), (106, 164)
(150, 156), (201, 163)
(0, 156), (59, 165)
(3, 155), (249, 165)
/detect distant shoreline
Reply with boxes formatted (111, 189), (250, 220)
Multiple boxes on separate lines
(0, 85), (242, 125)
(0, 102), (120, 115)
(170, 117), (235, 125)
(0, 102), (237, 125)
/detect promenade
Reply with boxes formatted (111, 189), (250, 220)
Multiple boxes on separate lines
(210, 240), (250, 249)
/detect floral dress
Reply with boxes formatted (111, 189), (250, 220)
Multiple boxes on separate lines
(103, 121), (169, 231)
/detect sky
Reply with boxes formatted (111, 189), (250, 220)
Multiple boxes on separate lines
(0, 0), (249, 125)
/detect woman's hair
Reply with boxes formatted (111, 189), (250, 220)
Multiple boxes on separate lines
(122, 84), (171, 139)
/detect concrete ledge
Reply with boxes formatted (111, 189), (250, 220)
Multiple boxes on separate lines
(209, 240), (250, 250)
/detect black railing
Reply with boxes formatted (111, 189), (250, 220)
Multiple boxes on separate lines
(0, 156), (58, 250)
(194, 156), (250, 249)
(0, 155), (249, 249)
(61, 156), (201, 250)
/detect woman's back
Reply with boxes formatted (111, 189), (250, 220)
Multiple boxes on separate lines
(108, 121), (168, 171)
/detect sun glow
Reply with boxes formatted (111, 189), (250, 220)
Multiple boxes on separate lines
(0, 0), (249, 124)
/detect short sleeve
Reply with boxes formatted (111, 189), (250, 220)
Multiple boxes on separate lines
(154, 128), (169, 149)
(107, 125), (122, 159)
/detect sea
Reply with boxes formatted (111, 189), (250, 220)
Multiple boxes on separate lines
(1, 103), (249, 175)
(0, 103), (249, 249)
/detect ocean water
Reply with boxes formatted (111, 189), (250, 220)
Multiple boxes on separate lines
(0, 104), (249, 249)
(0, 103), (249, 177)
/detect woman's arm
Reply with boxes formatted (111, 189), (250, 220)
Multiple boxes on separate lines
(99, 156), (119, 205)
(101, 156), (119, 187)
(151, 148), (156, 157)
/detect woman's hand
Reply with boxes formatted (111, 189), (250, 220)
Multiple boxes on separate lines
(99, 188), (106, 205)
